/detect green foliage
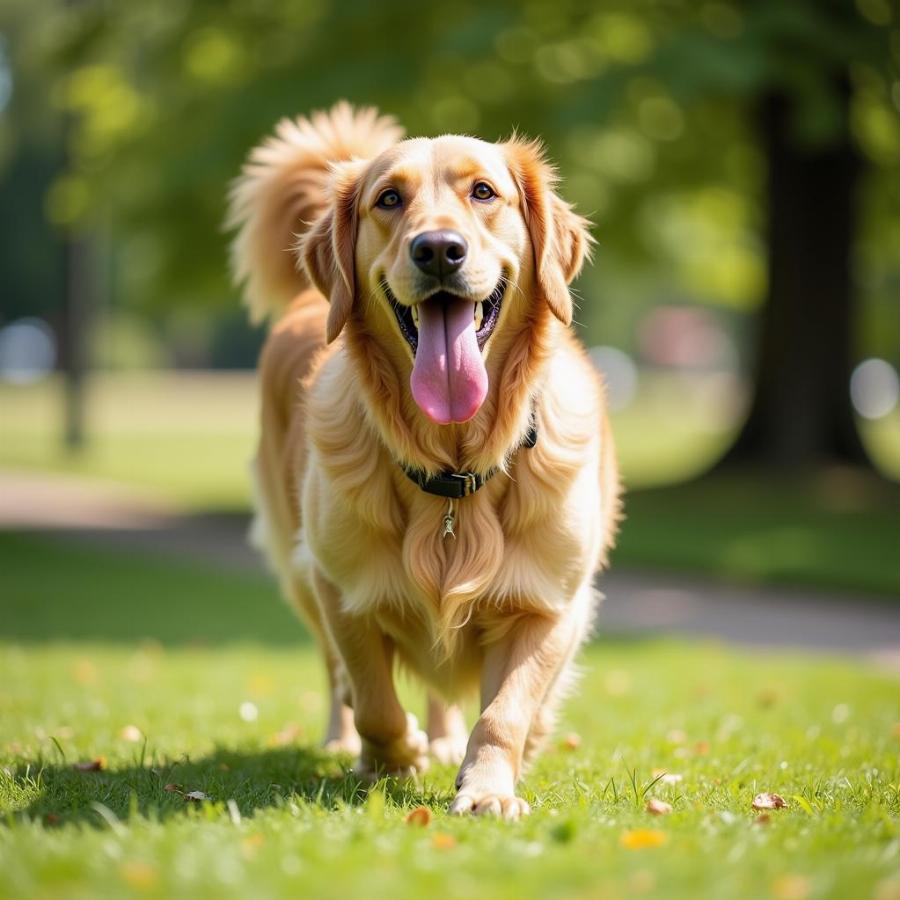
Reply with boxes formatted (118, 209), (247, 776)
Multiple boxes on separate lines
(1, 0), (897, 349)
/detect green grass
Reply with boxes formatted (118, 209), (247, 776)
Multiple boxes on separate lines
(1, 533), (899, 899)
(617, 470), (900, 596)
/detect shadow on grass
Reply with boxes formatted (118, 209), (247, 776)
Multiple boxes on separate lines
(9, 744), (444, 828)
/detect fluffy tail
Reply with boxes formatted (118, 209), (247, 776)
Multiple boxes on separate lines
(227, 102), (403, 323)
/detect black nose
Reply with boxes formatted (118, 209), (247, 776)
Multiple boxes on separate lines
(410, 230), (468, 278)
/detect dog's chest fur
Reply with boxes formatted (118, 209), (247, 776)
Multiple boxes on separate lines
(295, 348), (606, 668)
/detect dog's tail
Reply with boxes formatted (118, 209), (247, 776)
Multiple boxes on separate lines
(227, 102), (403, 324)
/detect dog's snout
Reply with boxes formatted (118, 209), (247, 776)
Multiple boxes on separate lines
(410, 230), (468, 278)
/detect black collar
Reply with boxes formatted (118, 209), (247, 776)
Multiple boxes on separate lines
(400, 416), (538, 500)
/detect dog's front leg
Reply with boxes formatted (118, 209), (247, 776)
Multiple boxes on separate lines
(452, 609), (581, 819)
(312, 569), (428, 779)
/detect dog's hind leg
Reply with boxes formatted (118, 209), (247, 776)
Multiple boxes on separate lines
(426, 695), (468, 765)
(287, 576), (361, 755)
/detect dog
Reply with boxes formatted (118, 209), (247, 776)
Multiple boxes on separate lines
(228, 102), (620, 819)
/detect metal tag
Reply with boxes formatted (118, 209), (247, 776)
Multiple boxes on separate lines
(441, 499), (456, 539)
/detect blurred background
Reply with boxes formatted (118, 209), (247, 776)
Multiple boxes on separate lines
(1, 0), (899, 637)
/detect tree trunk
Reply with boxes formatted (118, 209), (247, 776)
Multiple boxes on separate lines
(721, 82), (869, 468)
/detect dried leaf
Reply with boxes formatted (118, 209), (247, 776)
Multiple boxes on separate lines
(120, 862), (158, 891)
(874, 875), (900, 900)
(431, 832), (457, 849)
(771, 874), (811, 900)
(651, 769), (683, 785)
(645, 798), (672, 816)
(163, 783), (182, 793)
(752, 792), (787, 810)
(184, 790), (210, 802)
(241, 834), (265, 859)
(561, 732), (582, 751)
(74, 757), (105, 772)
(269, 723), (303, 748)
(619, 829), (668, 849)
(404, 806), (432, 827)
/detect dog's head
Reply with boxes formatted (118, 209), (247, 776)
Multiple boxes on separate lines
(302, 135), (591, 425)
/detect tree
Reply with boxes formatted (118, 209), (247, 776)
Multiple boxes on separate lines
(2, 0), (898, 468)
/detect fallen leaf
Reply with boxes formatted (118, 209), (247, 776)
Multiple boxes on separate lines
(184, 790), (210, 802)
(404, 806), (432, 826)
(269, 723), (303, 747)
(72, 659), (97, 685)
(120, 861), (158, 891)
(431, 832), (457, 849)
(645, 798), (672, 816)
(163, 783), (182, 793)
(619, 829), (668, 849)
(651, 769), (683, 785)
(242, 834), (265, 859)
(771, 874), (811, 900)
(120, 725), (143, 743)
(874, 875), (900, 900)
(757, 687), (780, 708)
(74, 757), (105, 772)
(561, 732), (581, 751)
(752, 792), (787, 810)
(629, 870), (656, 894)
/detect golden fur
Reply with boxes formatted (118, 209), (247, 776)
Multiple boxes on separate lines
(229, 102), (620, 818)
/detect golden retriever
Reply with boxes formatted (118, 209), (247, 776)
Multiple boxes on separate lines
(228, 102), (619, 819)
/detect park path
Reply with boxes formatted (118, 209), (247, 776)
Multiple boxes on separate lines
(2, 469), (900, 661)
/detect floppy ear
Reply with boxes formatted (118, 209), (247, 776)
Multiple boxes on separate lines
(300, 162), (364, 343)
(504, 138), (593, 326)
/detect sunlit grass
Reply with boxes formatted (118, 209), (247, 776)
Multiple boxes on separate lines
(0, 370), (736, 507)
(618, 470), (900, 596)
(1, 534), (898, 900)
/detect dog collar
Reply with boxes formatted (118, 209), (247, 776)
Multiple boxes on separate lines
(400, 416), (538, 500)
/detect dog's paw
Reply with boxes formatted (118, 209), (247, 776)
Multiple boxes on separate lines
(354, 713), (430, 781)
(429, 734), (468, 766)
(450, 791), (531, 820)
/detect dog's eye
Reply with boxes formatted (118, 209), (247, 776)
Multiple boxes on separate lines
(376, 189), (401, 209)
(471, 182), (496, 202)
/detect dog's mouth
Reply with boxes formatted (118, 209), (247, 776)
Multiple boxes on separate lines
(383, 279), (506, 356)
(381, 278), (507, 425)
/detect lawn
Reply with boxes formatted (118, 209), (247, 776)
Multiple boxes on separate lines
(1, 533), (899, 899)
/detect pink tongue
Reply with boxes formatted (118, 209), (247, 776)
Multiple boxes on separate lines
(410, 296), (488, 424)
